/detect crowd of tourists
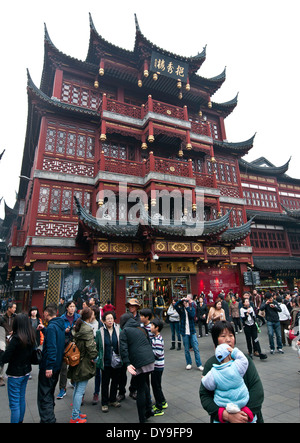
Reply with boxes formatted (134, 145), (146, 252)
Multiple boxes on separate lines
(0, 287), (299, 424)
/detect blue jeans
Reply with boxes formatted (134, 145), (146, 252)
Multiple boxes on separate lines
(7, 374), (29, 423)
(170, 321), (181, 343)
(72, 380), (88, 420)
(182, 333), (202, 367)
(267, 321), (283, 350)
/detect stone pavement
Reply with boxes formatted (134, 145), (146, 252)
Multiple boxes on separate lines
(0, 322), (299, 424)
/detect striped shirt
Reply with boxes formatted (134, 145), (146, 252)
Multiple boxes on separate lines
(151, 333), (164, 371)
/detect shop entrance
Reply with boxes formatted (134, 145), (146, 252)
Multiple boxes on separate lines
(126, 276), (190, 310)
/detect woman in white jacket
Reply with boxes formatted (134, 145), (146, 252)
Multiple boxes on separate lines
(167, 299), (181, 350)
(276, 295), (291, 346)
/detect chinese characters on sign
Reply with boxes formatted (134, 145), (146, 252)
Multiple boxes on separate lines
(150, 51), (189, 82)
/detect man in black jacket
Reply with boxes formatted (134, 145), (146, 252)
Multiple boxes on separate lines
(259, 292), (283, 354)
(37, 303), (65, 423)
(119, 313), (155, 423)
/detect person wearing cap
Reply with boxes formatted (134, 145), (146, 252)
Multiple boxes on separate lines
(126, 299), (141, 324)
(201, 342), (256, 423)
(200, 321), (264, 423)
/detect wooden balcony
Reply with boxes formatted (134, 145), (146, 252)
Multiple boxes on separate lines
(103, 96), (211, 138)
(101, 151), (216, 188)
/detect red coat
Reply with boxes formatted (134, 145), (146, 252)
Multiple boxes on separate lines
(103, 303), (116, 313)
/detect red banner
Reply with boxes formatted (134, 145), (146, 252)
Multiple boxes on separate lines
(196, 268), (240, 304)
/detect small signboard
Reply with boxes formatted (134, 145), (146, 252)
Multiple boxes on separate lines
(243, 271), (260, 286)
(14, 271), (33, 291)
(32, 271), (49, 291)
(150, 51), (189, 82)
(14, 271), (49, 291)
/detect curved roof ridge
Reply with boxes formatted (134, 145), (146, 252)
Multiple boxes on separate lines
(74, 196), (232, 239)
(239, 155), (291, 176)
(86, 12), (134, 64)
(27, 69), (99, 118)
(220, 217), (254, 242)
(280, 203), (300, 219)
(213, 133), (256, 153)
(133, 13), (206, 66)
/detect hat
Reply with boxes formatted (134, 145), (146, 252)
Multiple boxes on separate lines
(120, 313), (134, 329)
(126, 298), (140, 307)
(215, 343), (231, 363)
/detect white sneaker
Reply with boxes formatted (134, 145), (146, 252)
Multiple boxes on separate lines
(186, 364), (192, 370)
(198, 366), (204, 371)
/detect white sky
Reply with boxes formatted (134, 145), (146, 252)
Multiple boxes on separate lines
(0, 0), (299, 219)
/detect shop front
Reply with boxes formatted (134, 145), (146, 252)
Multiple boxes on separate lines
(118, 260), (196, 311)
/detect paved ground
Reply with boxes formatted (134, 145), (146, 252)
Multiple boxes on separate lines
(0, 322), (299, 424)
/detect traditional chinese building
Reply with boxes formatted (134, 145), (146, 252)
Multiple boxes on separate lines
(240, 156), (300, 290)
(3, 15), (271, 316)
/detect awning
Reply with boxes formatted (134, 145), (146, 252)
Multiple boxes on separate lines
(253, 256), (300, 271)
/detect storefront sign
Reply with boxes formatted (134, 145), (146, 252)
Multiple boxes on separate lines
(118, 261), (196, 275)
(150, 51), (189, 82)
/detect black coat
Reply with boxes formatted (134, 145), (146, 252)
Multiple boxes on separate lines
(0, 335), (33, 377)
(119, 318), (155, 369)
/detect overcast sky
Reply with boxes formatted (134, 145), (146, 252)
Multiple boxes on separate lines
(0, 0), (299, 219)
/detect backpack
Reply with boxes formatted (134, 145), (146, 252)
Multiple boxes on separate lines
(64, 341), (81, 366)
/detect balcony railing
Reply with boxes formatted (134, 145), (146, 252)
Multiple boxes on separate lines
(102, 96), (211, 138)
(100, 152), (215, 186)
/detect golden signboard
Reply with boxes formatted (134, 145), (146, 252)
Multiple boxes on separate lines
(118, 261), (197, 275)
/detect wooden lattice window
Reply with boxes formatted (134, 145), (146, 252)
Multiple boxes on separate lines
(45, 122), (95, 160)
(38, 185), (91, 216)
(250, 229), (286, 250)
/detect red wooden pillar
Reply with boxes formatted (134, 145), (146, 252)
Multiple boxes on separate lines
(52, 69), (63, 100)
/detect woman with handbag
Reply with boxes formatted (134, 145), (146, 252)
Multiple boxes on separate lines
(207, 299), (225, 332)
(240, 297), (267, 360)
(67, 307), (98, 423)
(0, 314), (36, 423)
(95, 310), (122, 412)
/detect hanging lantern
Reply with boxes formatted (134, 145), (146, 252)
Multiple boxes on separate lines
(186, 143), (192, 150)
(177, 80), (182, 89)
(148, 135), (155, 143)
(99, 68), (105, 76)
(138, 79), (143, 87)
(100, 134), (107, 141)
(211, 157), (216, 163)
(94, 80), (99, 89)
(185, 83), (190, 91)
(141, 142), (148, 150)
(208, 101), (212, 108)
(144, 69), (149, 77)
(178, 92), (183, 99)
(153, 73), (158, 81)
(198, 110), (202, 117)
(178, 149), (183, 157)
